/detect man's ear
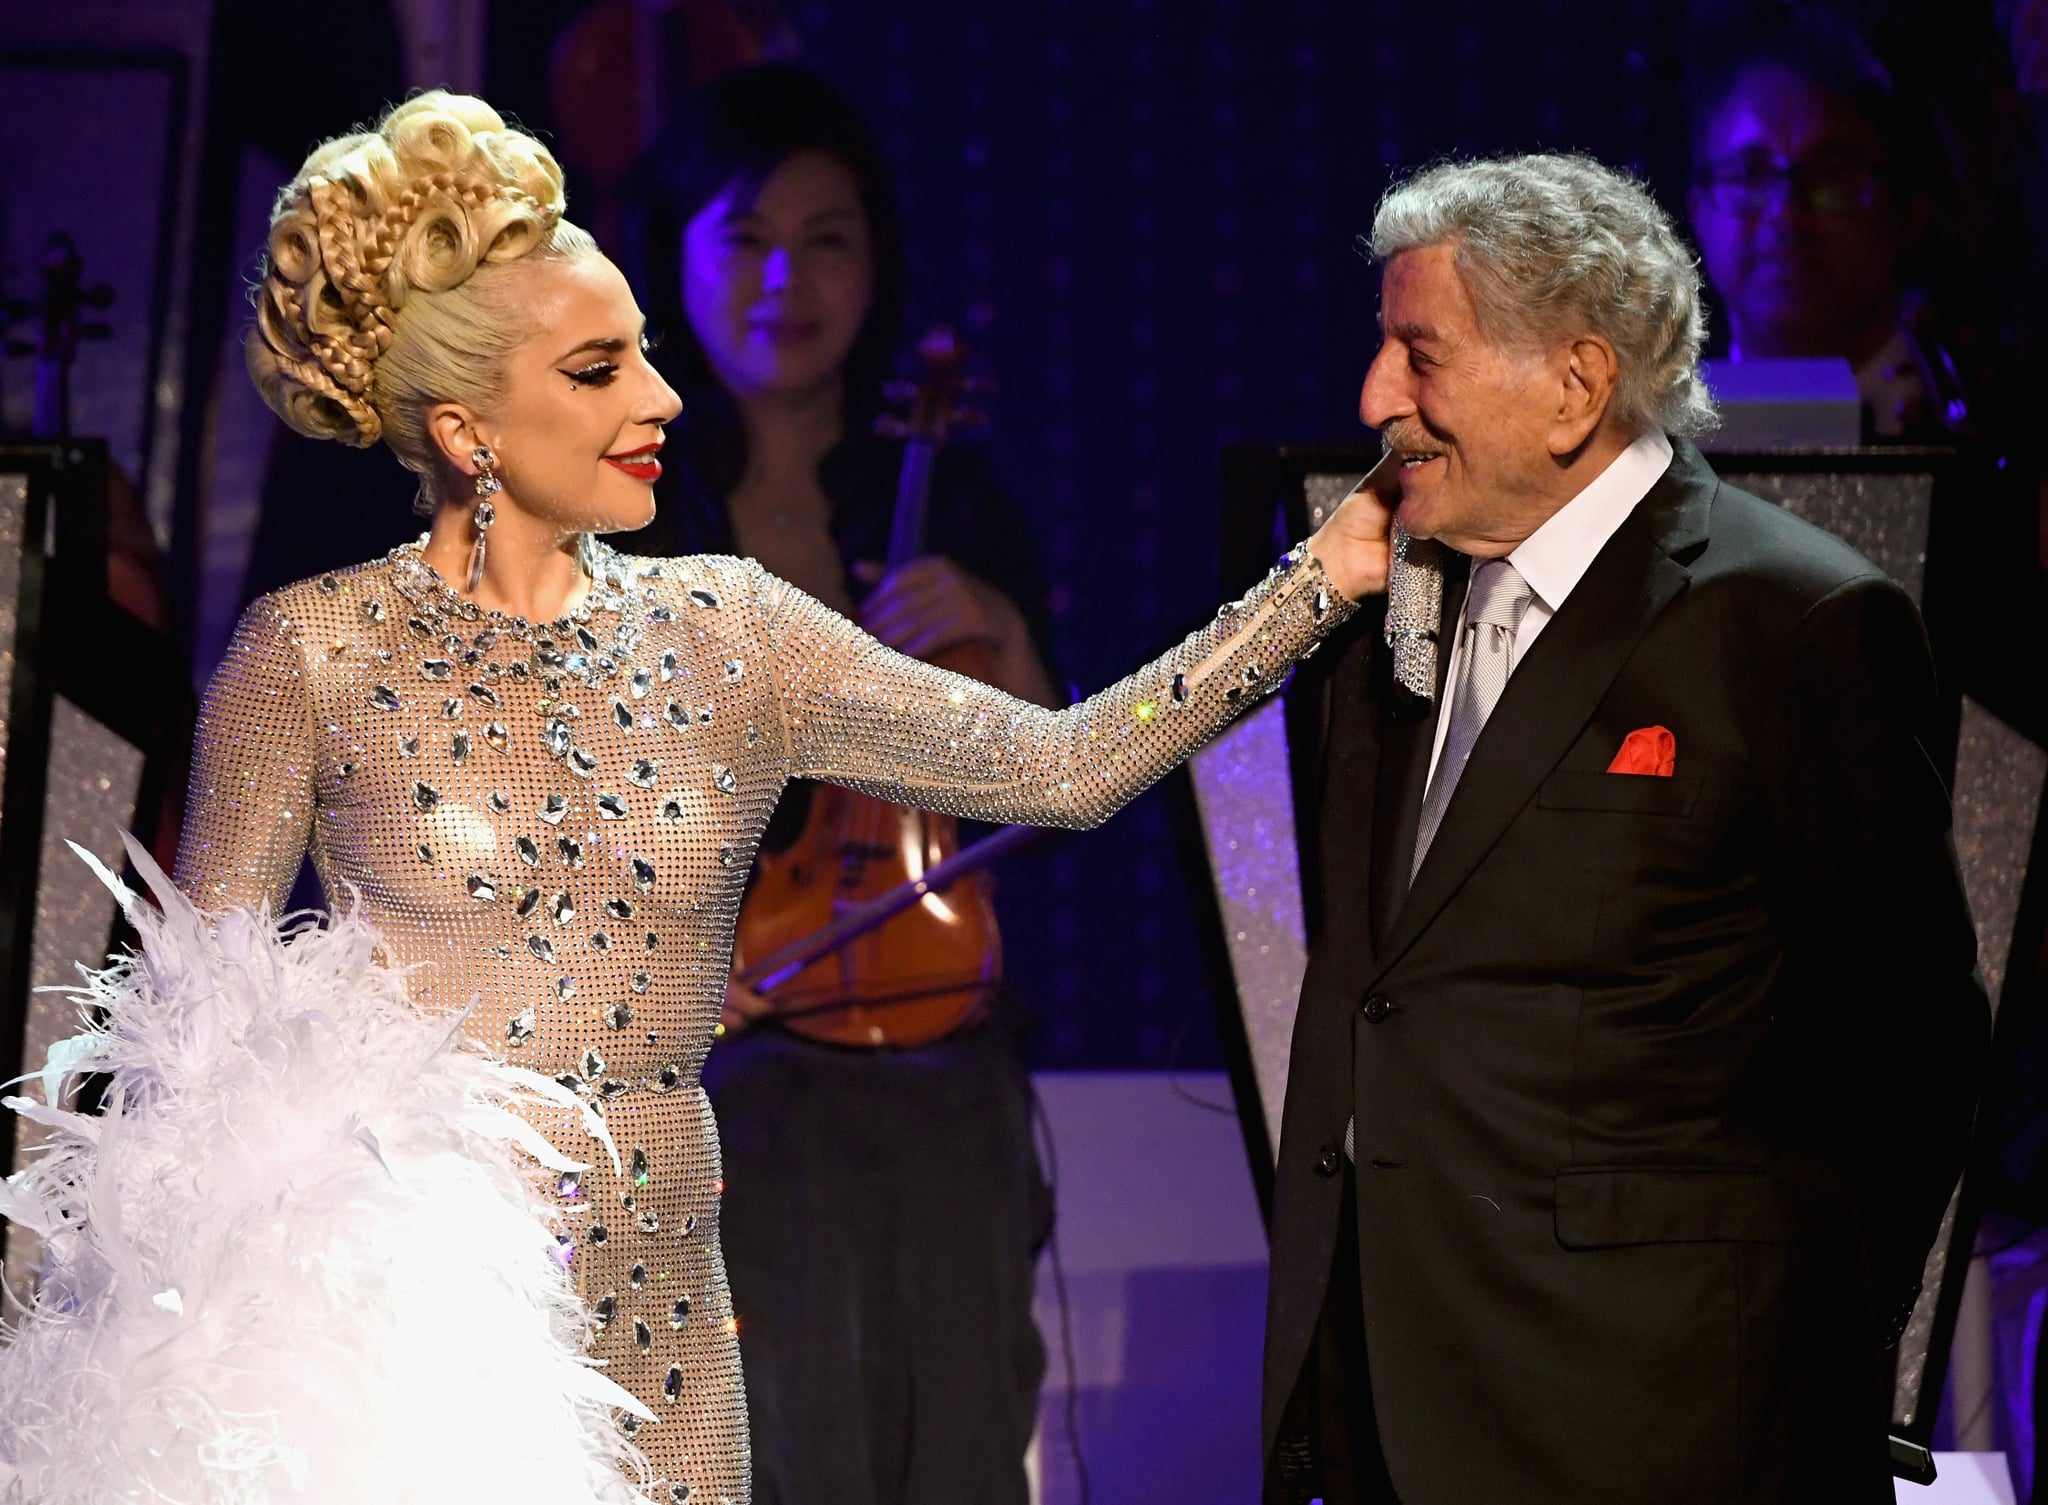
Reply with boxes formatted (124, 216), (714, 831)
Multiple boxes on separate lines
(1549, 335), (1619, 457)
(426, 402), (490, 477)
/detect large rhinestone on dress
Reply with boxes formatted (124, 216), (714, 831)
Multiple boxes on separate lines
(666, 700), (690, 731)
(723, 658), (744, 683)
(398, 733), (420, 757)
(420, 659), (452, 681)
(630, 1263), (648, 1292)
(718, 842), (736, 867)
(672, 1296), (691, 1329)
(580, 1048), (605, 1081)
(515, 887), (541, 919)
(607, 1002), (635, 1030)
(637, 1211), (661, 1234)
(441, 697), (463, 718)
(517, 835), (541, 867)
(469, 682), (499, 707)
(450, 730), (470, 764)
(663, 1365), (684, 1402)
(592, 1291), (615, 1327)
(488, 789), (510, 813)
(605, 897), (635, 921)
(552, 891), (575, 924)
(466, 872), (497, 901)
(659, 650), (679, 683)
(695, 704), (714, 727)
(528, 935), (557, 964)
(371, 685), (401, 711)
(634, 1318), (653, 1353)
(633, 857), (657, 890)
(688, 586), (721, 610)
(576, 625), (601, 653)
(630, 758), (658, 787)
(631, 668), (653, 700)
(545, 719), (573, 758)
(669, 1482), (690, 1503)
(653, 1064), (681, 1092)
(591, 930), (613, 953)
(540, 793), (569, 824)
(631, 971), (651, 994)
(597, 792), (628, 820)
(556, 975), (576, 1000)
(612, 698), (633, 732)
(412, 781), (440, 811)
(711, 765), (737, 795)
(662, 797), (686, 824)
(588, 1224), (609, 1246)
(630, 1147), (651, 1184)
(558, 834), (585, 868)
(506, 1007), (535, 1045)
(569, 747), (600, 779)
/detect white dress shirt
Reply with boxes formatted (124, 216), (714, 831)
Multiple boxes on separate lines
(1425, 430), (1676, 786)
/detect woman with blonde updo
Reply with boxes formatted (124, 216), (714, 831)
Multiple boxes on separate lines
(0, 91), (1385, 1504)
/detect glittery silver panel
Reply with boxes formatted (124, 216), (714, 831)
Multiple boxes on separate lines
(1892, 696), (2048, 1425)
(173, 537), (1352, 1496)
(1722, 468), (1933, 607)
(0, 474), (28, 840)
(2, 697), (145, 1297)
(1302, 473), (1357, 532)
(1189, 699), (1308, 1160)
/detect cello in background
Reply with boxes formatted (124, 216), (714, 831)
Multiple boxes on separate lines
(730, 327), (1015, 1048)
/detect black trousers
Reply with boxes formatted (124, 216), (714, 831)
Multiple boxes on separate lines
(1277, 1170), (1400, 1505)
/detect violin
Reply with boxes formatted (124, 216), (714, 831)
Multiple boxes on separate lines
(3, 234), (114, 440)
(729, 328), (1010, 1048)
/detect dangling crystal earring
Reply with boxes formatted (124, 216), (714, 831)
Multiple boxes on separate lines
(467, 444), (501, 591)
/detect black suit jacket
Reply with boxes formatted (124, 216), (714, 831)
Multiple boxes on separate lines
(1263, 441), (1989, 1504)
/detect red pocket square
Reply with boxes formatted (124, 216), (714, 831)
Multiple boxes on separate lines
(1607, 725), (1676, 777)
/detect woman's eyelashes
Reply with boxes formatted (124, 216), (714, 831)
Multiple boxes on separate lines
(562, 336), (655, 389)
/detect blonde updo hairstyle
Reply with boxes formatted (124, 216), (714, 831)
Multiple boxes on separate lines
(247, 91), (598, 497)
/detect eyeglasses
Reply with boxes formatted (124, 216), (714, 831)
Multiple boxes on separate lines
(1694, 151), (1889, 216)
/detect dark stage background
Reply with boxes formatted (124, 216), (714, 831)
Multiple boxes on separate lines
(5, 0), (2032, 1073)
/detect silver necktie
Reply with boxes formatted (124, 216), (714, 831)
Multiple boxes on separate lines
(1410, 559), (1535, 879)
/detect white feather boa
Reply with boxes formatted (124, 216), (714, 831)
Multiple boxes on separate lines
(0, 838), (655, 1502)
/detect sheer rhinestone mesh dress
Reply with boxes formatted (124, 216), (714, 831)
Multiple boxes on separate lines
(173, 536), (1350, 1501)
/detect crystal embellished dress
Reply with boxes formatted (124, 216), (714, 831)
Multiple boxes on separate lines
(173, 536), (1349, 1501)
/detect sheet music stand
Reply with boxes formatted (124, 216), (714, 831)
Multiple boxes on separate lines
(0, 441), (187, 1290)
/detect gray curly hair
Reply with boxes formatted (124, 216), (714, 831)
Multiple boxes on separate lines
(1367, 153), (1717, 438)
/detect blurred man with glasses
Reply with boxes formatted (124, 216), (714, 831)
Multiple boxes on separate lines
(1686, 4), (1943, 440)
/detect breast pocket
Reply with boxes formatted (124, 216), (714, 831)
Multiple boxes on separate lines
(1537, 768), (1704, 818)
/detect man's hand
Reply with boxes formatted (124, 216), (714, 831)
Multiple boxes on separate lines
(719, 979), (775, 1037)
(1307, 451), (1399, 600)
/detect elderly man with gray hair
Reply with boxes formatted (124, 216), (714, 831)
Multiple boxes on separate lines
(1263, 152), (1986, 1503)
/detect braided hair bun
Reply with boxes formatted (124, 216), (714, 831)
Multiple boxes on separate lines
(247, 92), (573, 451)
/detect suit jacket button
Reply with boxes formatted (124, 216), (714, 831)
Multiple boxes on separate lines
(1362, 994), (1392, 1023)
(1315, 1146), (1341, 1177)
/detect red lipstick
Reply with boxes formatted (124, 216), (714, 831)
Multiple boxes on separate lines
(604, 442), (663, 482)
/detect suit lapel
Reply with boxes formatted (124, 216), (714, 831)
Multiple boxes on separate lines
(1370, 446), (1717, 982)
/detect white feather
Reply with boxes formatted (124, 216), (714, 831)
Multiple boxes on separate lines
(0, 836), (654, 1502)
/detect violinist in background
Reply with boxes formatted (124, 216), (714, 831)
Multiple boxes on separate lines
(624, 64), (1057, 1505)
